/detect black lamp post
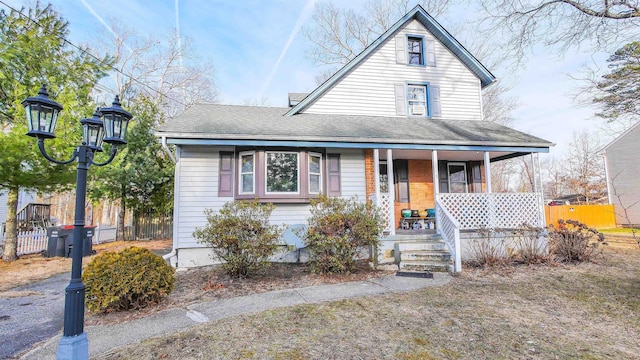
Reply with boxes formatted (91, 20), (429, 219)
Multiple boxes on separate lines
(22, 85), (132, 360)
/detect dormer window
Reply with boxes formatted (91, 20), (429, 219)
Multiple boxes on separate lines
(407, 37), (423, 65)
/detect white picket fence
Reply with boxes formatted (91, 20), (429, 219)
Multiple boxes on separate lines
(0, 225), (118, 256)
(15, 229), (48, 256)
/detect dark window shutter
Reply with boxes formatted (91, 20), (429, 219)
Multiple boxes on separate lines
(469, 161), (483, 193)
(394, 159), (410, 203)
(218, 152), (234, 197)
(327, 154), (341, 196)
(438, 160), (448, 193)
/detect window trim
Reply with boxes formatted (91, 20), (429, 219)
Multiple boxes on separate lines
(265, 151), (300, 195)
(406, 35), (425, 67)
(308, 152), (322, 195)
(447, 162), (469, 193)
(405, 82), (431, 118)
(238, 151), (255, 195)
(234, 149), (337, 202)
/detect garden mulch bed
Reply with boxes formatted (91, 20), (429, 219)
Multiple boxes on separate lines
(85, 261), (394, 326)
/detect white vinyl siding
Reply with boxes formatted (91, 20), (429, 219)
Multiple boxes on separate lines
(605, 125), (640, 225)
(304, 19), (482, 120)
(337, 149), (367, 200)
(176, 146), (233, 248)
(174, 147), (367, 250)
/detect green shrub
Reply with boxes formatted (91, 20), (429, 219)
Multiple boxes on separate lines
(549, 219), (607, 262)
(193, 200), (283, 278)
(303, 196), (384, 274)
(83, 247), (175, 313)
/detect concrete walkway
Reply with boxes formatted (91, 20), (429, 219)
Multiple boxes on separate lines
(20, 273), (451, 359)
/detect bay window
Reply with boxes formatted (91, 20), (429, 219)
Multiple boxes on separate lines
(225, 149), (338, 202)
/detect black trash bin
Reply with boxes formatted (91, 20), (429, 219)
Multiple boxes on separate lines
(45, 225), (95, 258)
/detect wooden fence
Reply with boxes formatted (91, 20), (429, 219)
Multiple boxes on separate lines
(0, 229), (49, 256)
(545, 204), (617, 229)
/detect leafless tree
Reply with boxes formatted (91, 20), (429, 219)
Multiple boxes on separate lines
(561, 129), (607, 203)
(478, 0), (640, 65)
(541, 156), (566, 200)
(304, 0), (454, 66)
(92, 23), (218, 121)
(608, 171), (640, 245)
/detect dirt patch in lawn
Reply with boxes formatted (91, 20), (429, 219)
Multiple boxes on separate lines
(101, 245), (640, 360)
(85, 261), (393, 326)
(0, 239), (171, 292)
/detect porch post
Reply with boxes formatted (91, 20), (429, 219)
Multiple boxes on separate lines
(530, 153), (538, 193)
(483, 151), (491, 193)
(432, 150), (439, 196)
(387, 149), (395, 236)
(485, 151), (496, 228)
(373, 149), (380, 206)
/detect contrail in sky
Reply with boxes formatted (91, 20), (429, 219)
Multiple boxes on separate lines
(80, 0), (133, 54)
(257, 0), (318, 100)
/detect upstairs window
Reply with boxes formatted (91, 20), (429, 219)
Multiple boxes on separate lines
(407, 37), (423, 65)
(407, 85), (427, 116)
(395, 83), (440, 117)
(395, 34), (436, 67)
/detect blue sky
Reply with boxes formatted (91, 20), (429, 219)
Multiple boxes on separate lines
(2, 0), (618, 155)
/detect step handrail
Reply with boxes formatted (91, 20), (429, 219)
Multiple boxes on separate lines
(435, 198), (461, 272)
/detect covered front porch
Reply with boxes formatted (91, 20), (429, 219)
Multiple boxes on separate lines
(367, 148), (546, 272)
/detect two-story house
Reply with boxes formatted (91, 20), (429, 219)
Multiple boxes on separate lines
(157, 5), (552, 271)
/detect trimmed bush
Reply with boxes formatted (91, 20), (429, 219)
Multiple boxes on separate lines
(193, 200), (283, 278)
(303, 196), (384, 274)
(83, 247), (175, 313)
(549, 219), (607, 262)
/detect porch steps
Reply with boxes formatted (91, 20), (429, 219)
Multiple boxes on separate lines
(394, 237), (452, 273)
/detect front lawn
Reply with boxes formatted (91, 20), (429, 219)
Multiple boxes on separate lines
(101, 245), (640, 359)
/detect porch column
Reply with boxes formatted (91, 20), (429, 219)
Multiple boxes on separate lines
(530, 153), (538, 193)
(432, 150), (439, 196)
(483, 151), (492, 193)
(373, 149), (380, 206)
(387, 149), (395, 236)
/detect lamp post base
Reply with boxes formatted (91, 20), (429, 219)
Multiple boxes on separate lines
(56, 333), (88, 360)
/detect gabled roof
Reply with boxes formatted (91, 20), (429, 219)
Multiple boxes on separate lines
(158, 104), (552, 150)
(602, 120), (640, 152)
(286, 5), (496, 116)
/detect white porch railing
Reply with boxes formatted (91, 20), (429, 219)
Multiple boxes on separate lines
(436, 192), (545, 230)
(435, 199), (461, 272)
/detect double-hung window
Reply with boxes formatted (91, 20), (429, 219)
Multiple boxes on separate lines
(308, 152), (322, 194)
(407, 85), (427, 116)
(239, 151), (255, 194)
(266, 151), (299, 194)
(407, 37), (423, 65)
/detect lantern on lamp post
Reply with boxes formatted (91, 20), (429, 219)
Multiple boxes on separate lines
(22, 85), (132, 360)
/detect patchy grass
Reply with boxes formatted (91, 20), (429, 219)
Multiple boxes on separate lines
(0, 239), (171, 292)
(599, 227), (638, 235)
(102, 245), (640, 360)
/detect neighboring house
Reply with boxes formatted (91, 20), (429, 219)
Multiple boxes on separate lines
(603, 121), (640, 226)
(0, 189), (37, 237)
(157, 6), (553, 271)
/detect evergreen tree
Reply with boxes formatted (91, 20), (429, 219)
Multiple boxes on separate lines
(0, 3), (109, 261)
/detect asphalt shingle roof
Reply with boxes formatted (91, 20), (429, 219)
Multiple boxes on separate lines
(157, 104), (552, 148)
